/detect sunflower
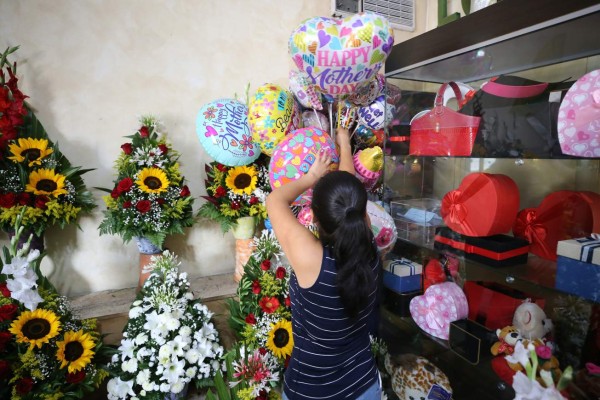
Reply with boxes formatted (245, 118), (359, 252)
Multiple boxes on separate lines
(8, 138), (54, 166)
(25, 168), (68, 197)
(136, 167), (170, 194)
(266, 318), (293, 359)
(56, 330), (96, 373)
(225, 165), (257, 195)
(9, 308), (61, 349)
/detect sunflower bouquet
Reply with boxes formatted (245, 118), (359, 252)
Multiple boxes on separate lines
(98, 116), (195, 249)
(0, 47), (95, 237)
(225, 229), (293, 398)
(0, 215), (111, 400)
(198, 155), (270, 234)
(106, 251), (224, 399)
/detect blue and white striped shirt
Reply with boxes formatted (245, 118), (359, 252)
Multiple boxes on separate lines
(283, 245), (380, 399)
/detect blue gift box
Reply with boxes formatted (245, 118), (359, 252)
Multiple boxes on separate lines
(383, 258), (422, 293)
(555, 255), (600, 303)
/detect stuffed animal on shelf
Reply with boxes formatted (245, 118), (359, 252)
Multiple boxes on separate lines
(385, 353), (453, 400)
(490, 325), (522, 356)
(512, 300), (553, 340)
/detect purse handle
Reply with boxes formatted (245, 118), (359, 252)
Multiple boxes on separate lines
(481, 79), (548, 98)
(434, 81), (463, 113)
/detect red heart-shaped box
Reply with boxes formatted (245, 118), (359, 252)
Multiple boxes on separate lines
(513, 190), (598, 261)
(441, 173), (520, 237)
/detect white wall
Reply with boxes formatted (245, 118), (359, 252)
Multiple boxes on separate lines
(0, 0), (440, 296)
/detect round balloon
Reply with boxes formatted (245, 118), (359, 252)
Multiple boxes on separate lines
(269, 127), (339, 205)
(289, 12), (394, 99)
(348, 74), (384, 106)
(290, 70), (323, 110)
(367, 201), (397, 254)
(302, 110), (329, 132)
(353, 124), (384, 149)
(357, 95), (389, 130)
(248, 84), (299, 156)
(196, 98), (260, 166)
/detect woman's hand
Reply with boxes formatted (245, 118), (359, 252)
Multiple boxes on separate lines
(335, 127), (352, 150)
(307, 148), (333, 183)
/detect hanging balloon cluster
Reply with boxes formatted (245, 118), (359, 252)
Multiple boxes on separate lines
(195, 12), (399, 254)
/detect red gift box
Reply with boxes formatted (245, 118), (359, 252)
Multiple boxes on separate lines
(463, 281), (545, 330)
(513, 190), (597, 261)
(441, 173), (519, 237)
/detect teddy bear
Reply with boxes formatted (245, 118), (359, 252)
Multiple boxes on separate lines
(385, 353), (452, 400)
(512, 300), (552, 340)
(490, 325), (522, 356)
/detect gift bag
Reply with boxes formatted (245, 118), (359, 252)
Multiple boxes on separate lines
(410, 82), (481, 156)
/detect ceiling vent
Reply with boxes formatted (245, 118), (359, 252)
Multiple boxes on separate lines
(331, 0), (415, 32)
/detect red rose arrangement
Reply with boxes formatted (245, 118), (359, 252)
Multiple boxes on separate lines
(98, 116), (195, 249)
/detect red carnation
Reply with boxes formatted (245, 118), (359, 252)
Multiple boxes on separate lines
(117, 177), (134, 194)
(216, 163), (227, 172)
(245, 313), (256, 325)
(259, 296), (280, 314)
(249, 196), (259, 205)
(260, 259), (271, 271)
(258, 347), (267, 356)
(0, 283), (10, 297)
(139, 126), (149, 138)
(66, 370), (86, 384)
(16, 377), (33, 395)
(34, 195), (49, 210)
(158, 144), (169, 155)
(122, 201), (132, 209)
(230, 202), (241, 210)
(0, 359), (10, 380)
(251, 280), (261, 295)
(0, 331), (12, 352)
(276, 266), (286, 279)
(214, 186), (226, 199)
(180, 185), (190, 197)
(121, 143), (133, 155)
(157, 198), (166, 205)
(17, 192), (31, 206)
(0, 193), (16, 208)
(110, 188), (120, 199)
(285, 296), (291, 307)
(0, 304), (18, 322)
(136, 200), (152, 214)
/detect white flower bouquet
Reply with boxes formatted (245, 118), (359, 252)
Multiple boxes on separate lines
(107, 251), (224, 399)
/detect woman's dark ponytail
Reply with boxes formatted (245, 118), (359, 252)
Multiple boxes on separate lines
(312, 171), (378, 319)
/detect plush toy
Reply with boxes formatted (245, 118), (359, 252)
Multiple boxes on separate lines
(512, 300), (553, 340)
(491, 325), (522, 356)
(385, 353), (452, 400)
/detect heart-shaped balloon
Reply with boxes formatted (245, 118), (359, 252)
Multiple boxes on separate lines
(289, 12), (394, 99)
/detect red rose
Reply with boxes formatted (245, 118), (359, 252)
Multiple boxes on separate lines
(0, 331), (12, 351)
(117, 177), (134, 194)
(259, 296), (280, 314)
(249, 196), (259, 205)
(136, 200), (152, 213)
(257, 389), (268, 400)
(276, 266), (286, 279)
(34, 195), (49, 210)
(16, 377), (33, 395)
(216, 163), (227, 172)
(0, 304), (18, 322)
(285, 296), (291, 307)
(66, 370), (86, 384)
(251, 280), (261, 295)
(230, 202), (241, 211)
(245, 313), (256, 325)
(180, 185), (190, 197)
(110, 188), (120, 199)
(18, 192), (31, 206)
(0, 193), (16, 208)
(260, 260), (271, 271)
(0, 359), (10, 380)
(214, 186), (226, 199)
(121, 143), (133, 155)
(157, 198), (166, 205)
(158, 144), (169, 155)
(0, 283), (10, 298)
(139, 126), (149, 138)
(122, 201), (132, 209)
(258, 347), (267, 356)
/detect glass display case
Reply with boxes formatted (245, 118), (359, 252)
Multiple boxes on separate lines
(380, 1), (600, 399)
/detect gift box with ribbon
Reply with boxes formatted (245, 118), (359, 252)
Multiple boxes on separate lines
(434, 227), (529, 267)
(555, 235), (600, 302)
(383, 258), (423, 293)
(409, 281), (468, 340)
(441, 172), (520, 237)
(513, 190), (599, 261)
(557, 235), (600, 265)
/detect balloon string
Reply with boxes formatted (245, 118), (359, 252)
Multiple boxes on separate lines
(328, 102), (334, 141)
(313, 108), (323, 131)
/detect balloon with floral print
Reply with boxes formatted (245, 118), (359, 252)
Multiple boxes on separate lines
(196, 98), (260, 166)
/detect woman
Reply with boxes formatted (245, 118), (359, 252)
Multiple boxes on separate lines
(266, 127), (381, 399)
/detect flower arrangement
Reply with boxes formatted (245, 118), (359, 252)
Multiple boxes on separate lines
(0, 215), (111, 400)
(198, 155), (270, 233)
(98, 116), (195, 249)
(0, 46), (95, 237)
(106, 251), (224, 399)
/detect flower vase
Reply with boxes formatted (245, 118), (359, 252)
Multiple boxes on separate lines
(135, 237), (163, 291)
(231, 216), (257, 282)
(6, 227), (45, 253)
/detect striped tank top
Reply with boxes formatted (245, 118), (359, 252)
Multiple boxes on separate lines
(283, 245), (380, 399)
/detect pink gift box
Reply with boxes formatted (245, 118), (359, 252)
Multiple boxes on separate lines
(409, 282), (468, 340)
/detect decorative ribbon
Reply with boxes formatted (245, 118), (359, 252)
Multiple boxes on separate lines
(434, 234), (529, 261)
(388, 258), (419, 276)
(574, 235), (600, 263)
(441, 173), (491, 235)
(424, 295), (446, 331)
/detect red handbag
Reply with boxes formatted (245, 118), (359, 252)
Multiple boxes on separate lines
(409, 82), (481, 156)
